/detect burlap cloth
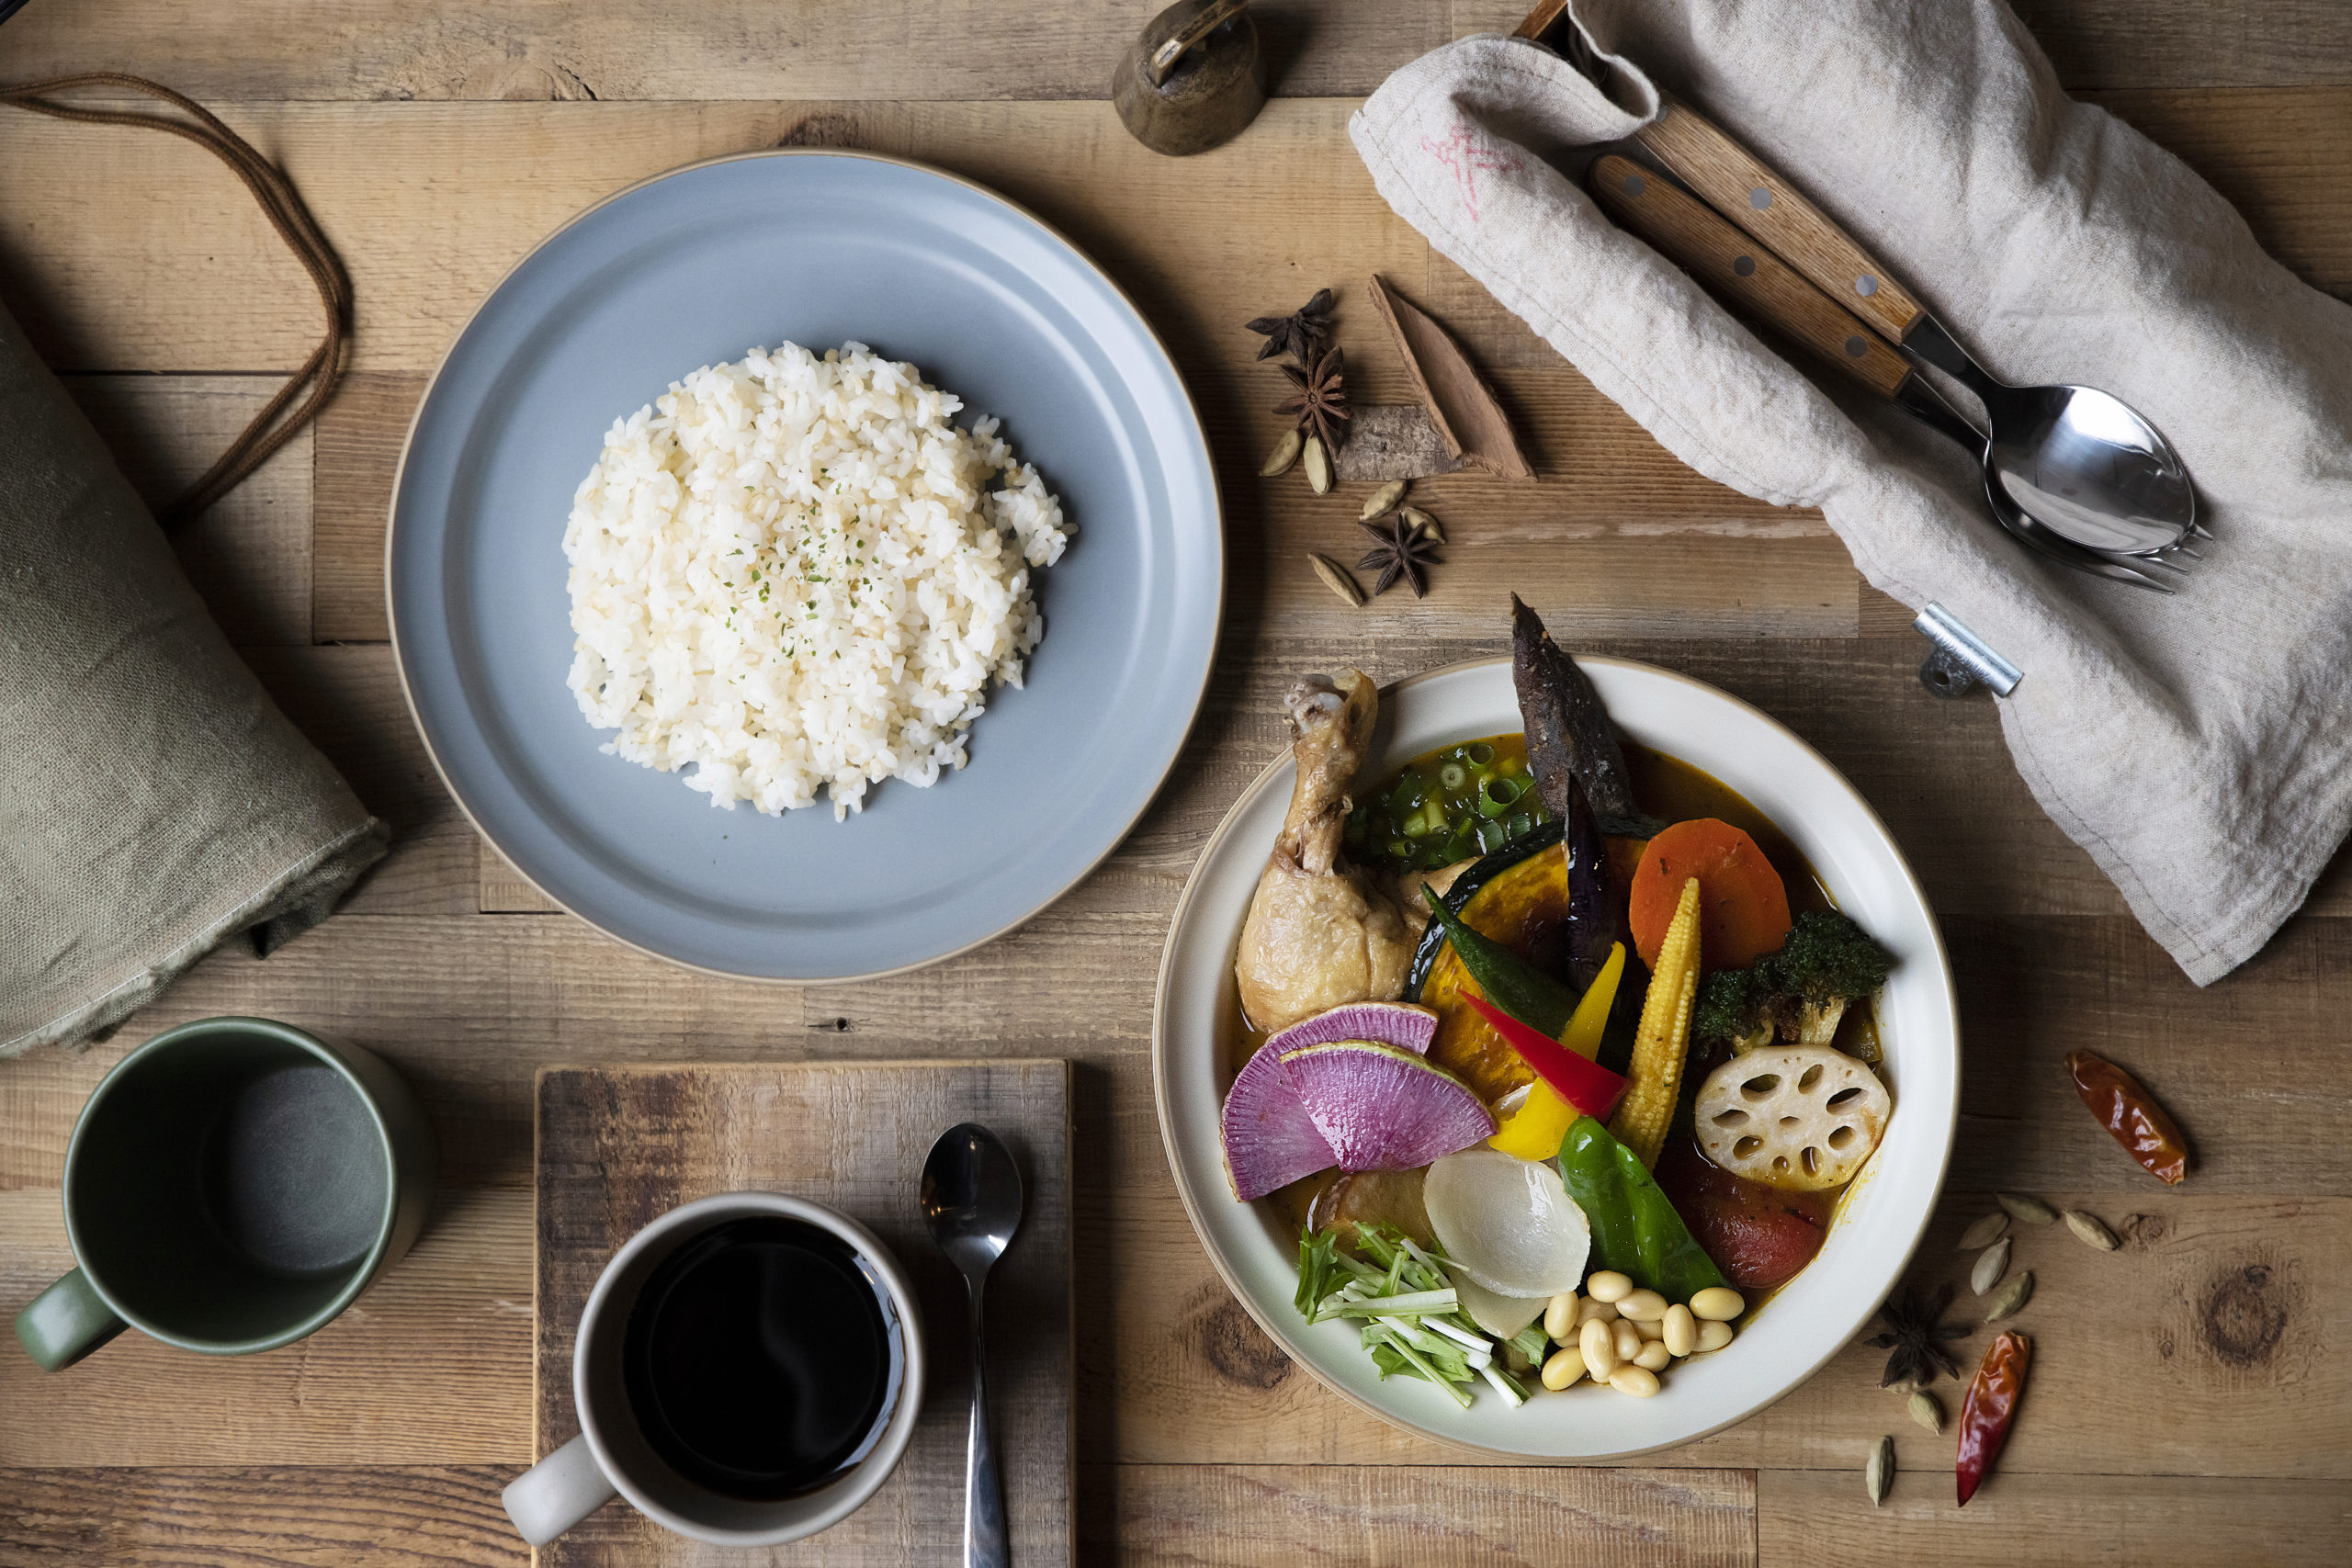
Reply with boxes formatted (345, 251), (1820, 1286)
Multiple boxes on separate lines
(0, 301), (386, 1055)
(1351, 0), (2352, 985)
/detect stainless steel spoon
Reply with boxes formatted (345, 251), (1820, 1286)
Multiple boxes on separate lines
(921, 1123), (1024, 1568)
(1587, 154), (2177, 592)
(1513, 5), (2200, 562)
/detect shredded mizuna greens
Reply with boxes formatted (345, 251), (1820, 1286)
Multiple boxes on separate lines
(1295, 1223), (1530, 1410)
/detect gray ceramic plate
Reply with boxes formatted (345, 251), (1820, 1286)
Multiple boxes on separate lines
(390, 152), (1221, 981)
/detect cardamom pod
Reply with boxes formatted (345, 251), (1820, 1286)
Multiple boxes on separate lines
(1955, 1212), (2010, 1251)
(1908, 1389), (1943, 1435)
(1865, 1434), (1894, 1506)
(2064, 1209), (2120, 1251)
(1359, 479), (1407, 521)
(1970, 1236), (2011, 1296)
(1304, 434), (1333, 494)
(1399, 505), (1442, 543)
(1984, 1269), (2034, 1322)
(1261, 427), (1302, 477)
(1997, 1192), (2057, 1225)
(1307, 553), (1363, 607)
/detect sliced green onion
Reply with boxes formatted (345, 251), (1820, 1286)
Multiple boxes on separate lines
(1467, 742), (1495, 765)
(1476, 819), (1506, 853)
(1317, 1288), (1459, 1319)
(1507, 811), (1533, 840)
(1438, 761), (1468, 791)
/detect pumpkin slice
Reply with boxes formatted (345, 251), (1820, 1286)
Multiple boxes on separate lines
(1405, 826), (1574, 1101)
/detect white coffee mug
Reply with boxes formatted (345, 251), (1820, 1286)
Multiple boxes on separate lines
(502, 1191), (925, 1548)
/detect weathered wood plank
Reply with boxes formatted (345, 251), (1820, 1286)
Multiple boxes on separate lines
(243, 645), (481, 916)
(1094, 1462), (1757, 1565)
(0, 1186), (531, 1467)
(314, 371), (424, 643)
(535, 1062), (1073, 1566)
(0, 2), (1448, 104)
(1757, 1469), (2352, 1565)
(480, 844), (563, 913)
(62, 375), (312, 647)
(0, 1466), (523, 1567)
(1114, 1190), (2352, 1476)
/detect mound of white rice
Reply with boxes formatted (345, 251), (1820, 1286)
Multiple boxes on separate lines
(563, 342), (1069, 818)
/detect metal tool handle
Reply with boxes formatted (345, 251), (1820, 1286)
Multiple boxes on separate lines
(1587, 154), (1914, 396)
(1632, 95), (1926, 345)
(1147, 0), (1250, 88)
(963, 1277), (1011, 1568)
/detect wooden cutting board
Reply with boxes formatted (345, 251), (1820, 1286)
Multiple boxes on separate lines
(533, 1059), (1073, 1566)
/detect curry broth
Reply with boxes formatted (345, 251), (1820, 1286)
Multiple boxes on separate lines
(1218, 728), (1884, 1236)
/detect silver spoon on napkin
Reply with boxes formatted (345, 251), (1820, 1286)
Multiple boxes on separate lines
(1517, 3), (2200, 571)
(922, 1124), (1024, 1568)
(1587, 154), (2176, 592)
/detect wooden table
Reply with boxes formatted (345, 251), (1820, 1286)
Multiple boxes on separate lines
(2, 3), (2346, 1562)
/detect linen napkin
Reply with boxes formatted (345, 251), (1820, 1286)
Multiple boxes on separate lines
(0, 302), (387, 1056)
(1351, 0), (2352, 985)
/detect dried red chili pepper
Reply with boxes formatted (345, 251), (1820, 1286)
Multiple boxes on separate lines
(1955, 1330), (2030, 1506)
(2065, 1050), (2189, 1184)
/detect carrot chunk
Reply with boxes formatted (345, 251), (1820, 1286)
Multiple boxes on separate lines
(1628, 818), (1792, 969)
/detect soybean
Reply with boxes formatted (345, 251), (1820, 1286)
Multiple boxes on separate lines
(1543, 1292), (1578, 1342)
(1575, 1297), (1619, 1326)
(1607, 1364), (1661, 1398)
(1579, 1315), (1621, 1379)
(1611, 1319), (1643, 1363)
(1586, 1270), (1634, 1303)
(1662, 1303), (1698, 1357)
(1694, 1320), (1735, 1353)
(1616, 1288), (1668, 1322)
(1690, 1286), (1746, 1322)
(1541, 1346), (1588, 1392)
(1632, 1316), (1665, 1342)
(1632, 1339), (1672, 1372)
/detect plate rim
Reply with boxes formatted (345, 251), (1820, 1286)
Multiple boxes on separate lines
(1150, 653), (1960, 1461)
(385, 146), (1226, 985)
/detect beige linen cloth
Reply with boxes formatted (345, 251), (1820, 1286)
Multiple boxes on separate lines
(1352, 0), (2352, 985)
(0, 303), (387, 1055)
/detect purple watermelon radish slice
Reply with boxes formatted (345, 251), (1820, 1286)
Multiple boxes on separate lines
(1221, 1041), (1338, 1201)
(1282, 1042), (1497, 1172)
(1265, 1000), (1437, 1057)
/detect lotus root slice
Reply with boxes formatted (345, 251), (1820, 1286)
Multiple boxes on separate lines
(1693, 1044), (1889, 1190)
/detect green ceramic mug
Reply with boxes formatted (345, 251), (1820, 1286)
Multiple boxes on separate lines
(13, 1016), (436, 1371)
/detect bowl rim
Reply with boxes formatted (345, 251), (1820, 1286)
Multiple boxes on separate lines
(1150, 653), (1960, 1461)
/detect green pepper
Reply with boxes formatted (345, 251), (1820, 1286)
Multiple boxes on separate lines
(1555, 1116), (1727, 1301)
(1425, 897), (1583, 1039)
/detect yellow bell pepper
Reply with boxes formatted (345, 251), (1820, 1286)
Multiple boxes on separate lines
(1489, 942), (1625, 1158)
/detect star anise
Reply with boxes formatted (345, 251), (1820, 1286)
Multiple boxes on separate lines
(1244, 287), (1336, 363)
(1277, 346), (1351, 454)
(1863, 1280), (1972, 1388)
(1357, 511), (1441, 598)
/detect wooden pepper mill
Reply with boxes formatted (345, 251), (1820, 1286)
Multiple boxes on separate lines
(1112, 0), (1265, 156)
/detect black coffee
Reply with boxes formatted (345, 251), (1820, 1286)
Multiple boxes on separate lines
(622, 1216), (899, 1500)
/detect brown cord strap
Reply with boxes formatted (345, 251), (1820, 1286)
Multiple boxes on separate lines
(0, 73), (351, 531)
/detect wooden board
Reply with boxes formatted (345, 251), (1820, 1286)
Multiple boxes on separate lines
(533, 1061), (1073, 1566)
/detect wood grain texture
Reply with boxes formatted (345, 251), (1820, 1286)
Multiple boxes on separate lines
(0, 1186), (532, 1466)
(63, 376), (313, 647)
(0, 1466), (524, 1567)
(534, 1061), (1072, 1565)
(1632, 100), (1927, 344)
(1096, 1463), (1758, 1565)
(0, 2), (1447, 104)
(1586, 153), (1914, 397)
(1757, 1470), (2352, 1565)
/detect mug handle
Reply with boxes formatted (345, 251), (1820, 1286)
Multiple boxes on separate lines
(502, 1432), (620, 1545)
(15, 1269), (128, 1371)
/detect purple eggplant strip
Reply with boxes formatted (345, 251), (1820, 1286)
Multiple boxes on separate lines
(1564, 777), (1620, 991)
(1510, 595), (1663, 839)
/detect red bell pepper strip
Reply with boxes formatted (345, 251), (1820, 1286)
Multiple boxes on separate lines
(1955, 1330), (2030, 1506)
(1463, 992), (1629, 1120)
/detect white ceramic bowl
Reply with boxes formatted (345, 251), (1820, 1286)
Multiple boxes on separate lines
(1152, 656), (1958, 1459)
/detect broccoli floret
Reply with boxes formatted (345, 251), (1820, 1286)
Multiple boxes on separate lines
(1693, 910), (1893, 1050)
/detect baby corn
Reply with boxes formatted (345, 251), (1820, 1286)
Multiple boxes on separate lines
(1610, 875), (1702, 1168)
